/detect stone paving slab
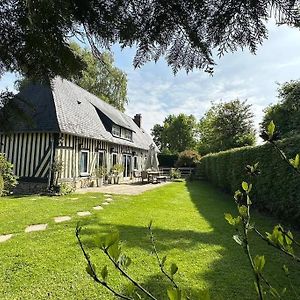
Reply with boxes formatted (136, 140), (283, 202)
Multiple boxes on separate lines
(25, 224), (48, 233)
(93, 206), (103, 210)
(102, 202), (110, 205)
(106, 198), (114, 202)
(54, 216), (71, 223)
(75, 182), (171, 195)
(77, 211), (91, 217)
(0, 234), (13, 243)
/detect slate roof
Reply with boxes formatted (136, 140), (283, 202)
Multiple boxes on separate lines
(1, 77), (154, 150)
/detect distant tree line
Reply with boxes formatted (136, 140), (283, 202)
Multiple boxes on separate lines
(151, 79), (300, 156)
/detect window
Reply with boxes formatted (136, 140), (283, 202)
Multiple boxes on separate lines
(112, 124), (132, 141)
(98, 151), (105, 167)
(133, 156), (138, 170)
(112, 124), (121, 137)
(121, 128), (133, 141)
(112, 153), (117, 166)
(124, 129), (132, 140)
(80, 150), (89, 175)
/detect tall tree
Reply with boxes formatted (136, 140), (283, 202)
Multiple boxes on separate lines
(16, 43), (128, 112)
(198, 99), (256, 154)
(1, 1), (299, 82)
(261, 80), (300, 138)
(151, 114), (198, 153)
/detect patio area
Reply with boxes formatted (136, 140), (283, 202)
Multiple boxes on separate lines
(75, 181), (172, 195)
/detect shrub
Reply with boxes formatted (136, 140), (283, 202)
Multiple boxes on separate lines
(50, 182), (75, 195)
(199, 135), (300, 226)
(95, 166), (107, 178)
(169, 168), (181, 180)
(0, 153), (18, 195)
(59, 182), (75, 195)
(175, 150), (201, 167)
(158, 154), (178, 167)
(0, 174), (4, 196)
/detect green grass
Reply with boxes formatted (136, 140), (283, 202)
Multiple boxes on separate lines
(0, 181), (299, 299)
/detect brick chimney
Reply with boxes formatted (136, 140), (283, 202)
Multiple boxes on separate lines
(133, 114), (142, 128)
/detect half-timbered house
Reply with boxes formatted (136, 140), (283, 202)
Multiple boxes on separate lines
(0, 77), (154, 192)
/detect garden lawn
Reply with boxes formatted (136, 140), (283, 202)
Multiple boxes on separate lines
(0, 181), (299, 300)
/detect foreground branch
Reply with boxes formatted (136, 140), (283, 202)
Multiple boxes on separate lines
(75, 226), (134, 300)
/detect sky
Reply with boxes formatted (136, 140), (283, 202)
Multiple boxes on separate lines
(1, 19), (300, 140)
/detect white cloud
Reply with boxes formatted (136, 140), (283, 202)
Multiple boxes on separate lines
(115, 20), (300, 140)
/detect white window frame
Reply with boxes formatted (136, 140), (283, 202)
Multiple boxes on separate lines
(112, 124), (121, 137)
(80, 150), (89, 176)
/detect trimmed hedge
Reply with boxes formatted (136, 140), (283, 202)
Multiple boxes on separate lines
(199, 135), (300, 226)
(158, 154), (178, 167)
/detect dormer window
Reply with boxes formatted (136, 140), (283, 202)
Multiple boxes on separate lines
(112, 124), (133, 141)
(121, 127), (133, 140)
(112, 124), (121, 137)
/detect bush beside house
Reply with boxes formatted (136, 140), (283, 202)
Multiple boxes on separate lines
(0, 153), (18, 196)
(158, 154), (178, 167)
(199, 135), (300, 226)
(175, 150), (201, 167)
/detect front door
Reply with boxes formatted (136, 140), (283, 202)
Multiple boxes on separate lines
(122, 154), (132, 178)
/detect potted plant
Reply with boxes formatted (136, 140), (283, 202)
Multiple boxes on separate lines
(112, 164), (124, 184)
(95, 166), (107, 187)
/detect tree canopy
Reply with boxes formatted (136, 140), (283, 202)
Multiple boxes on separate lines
(198, 99), (256, 154)
(1, 0), (299, 83)
(261, 80), (300, 138)
(151, 114), (198, 154)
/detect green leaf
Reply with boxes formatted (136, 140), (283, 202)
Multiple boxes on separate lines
(254, 255), (265, 273)
(285, 231), (293, 245)
(99, 231), (120, 249)
(267, 120), (275, 137)
(233, 234), (243, 246)
(108, 241), (121, 261)
(100, 265), (108, 282)
(248, 183), (253, 193)
(125, 256), (132, 268)
(86, 263), (96, 278)
(282, 264), (289, 276)
(167, 287), (182, 300)
(224, 213), (241, 226)
(242, 181), (248, 191)
(269, 287), (281, 299)
(234, 190), (243, 202)
(161, 255), (167, 267)
(125, 282), (135, 296)
(238, 205), (248, 217)
(170, 263), (178, 277)
(294, 154), (299, 168)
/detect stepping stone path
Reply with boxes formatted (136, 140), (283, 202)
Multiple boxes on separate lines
(102, 202), (110, 205)
(106, 198), (114, 202)
(104, 194), (112, 197)
(54, 216), (71, 223)
(25, 224), (48, 233)
(0, 234), (13, 243)
(77, 211), (91, 217)
(93, 206), (103, 210)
